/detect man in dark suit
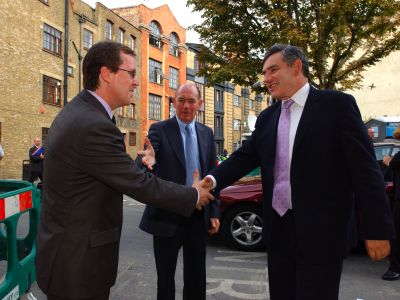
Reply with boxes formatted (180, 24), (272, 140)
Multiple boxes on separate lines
(35, 41), (214, 300)
(203, 44), (395, 300)
(28, 137), (44, 183)
(139, 83), (220, 300)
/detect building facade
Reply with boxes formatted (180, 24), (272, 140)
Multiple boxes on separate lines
(0, 0), (142, 179)
(113, 4), (187, 145)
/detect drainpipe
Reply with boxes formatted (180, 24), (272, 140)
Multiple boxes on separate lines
(63, 0), (69, 106)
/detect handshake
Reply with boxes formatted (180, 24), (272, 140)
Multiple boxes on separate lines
(192, 171), (215, 210)
(138, 136), (216, 211)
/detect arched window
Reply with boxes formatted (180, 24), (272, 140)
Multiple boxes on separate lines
(169, 32), (179, 56)
(149, 21), (162, 48)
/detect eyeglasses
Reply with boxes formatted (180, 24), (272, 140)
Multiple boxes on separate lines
(118, 68), (136, 78)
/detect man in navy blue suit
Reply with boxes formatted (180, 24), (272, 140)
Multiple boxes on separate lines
(203, 44), (394, 300)
(139, 83), (220, 300)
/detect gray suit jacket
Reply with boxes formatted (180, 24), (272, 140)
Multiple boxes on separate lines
(35, 90), (197, 298)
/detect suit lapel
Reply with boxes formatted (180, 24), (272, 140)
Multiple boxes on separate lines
(292, 87), (322, 154)
(165, 117), (186, 170)
(195, 122), (208, 178)
(80, 90), (114, 124)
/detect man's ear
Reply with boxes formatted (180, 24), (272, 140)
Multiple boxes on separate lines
(99, 66), (112, 85)
(293, 58), (303, 76)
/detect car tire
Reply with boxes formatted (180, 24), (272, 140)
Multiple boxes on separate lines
(222, 204), (264, 251)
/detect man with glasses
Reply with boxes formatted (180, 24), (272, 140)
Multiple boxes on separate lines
(35, 41), (215, 300)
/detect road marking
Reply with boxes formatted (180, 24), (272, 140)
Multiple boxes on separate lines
(210, 266), (266, 274)
(214, 250), (267, 264)
(206, 278), (268, 299)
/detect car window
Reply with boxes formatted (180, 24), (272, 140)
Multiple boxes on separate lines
(374, 145), (393, 160)
(392, 147), (400, 156)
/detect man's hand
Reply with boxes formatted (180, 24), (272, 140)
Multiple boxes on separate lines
(192, 170), (215, 210)
(383, 155), (392, 166)
(365, 240), (390, 261)
(137, 137), (155, 170)
(200, 175), (214, 190)
(40, 153), (44, 159)
(208, 218), (220, 235)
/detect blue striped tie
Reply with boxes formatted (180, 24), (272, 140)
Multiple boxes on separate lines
(185, 125), (196, 186)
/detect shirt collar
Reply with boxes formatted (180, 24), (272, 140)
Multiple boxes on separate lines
(282, 82), (310, 108)
(176, 116), (196, 133)
(87, 90), (114, 119)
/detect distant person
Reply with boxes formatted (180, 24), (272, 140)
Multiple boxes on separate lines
(28, 137), (44, 183)
(202, 44), (394, 300)
(368, 127), (375, 145)
(0, 143), (4, 160)
(139, 83), (220, 300)
(35, 41), (214, 300)
(223, 149), (229, 158)
(382, 127), (400, 281)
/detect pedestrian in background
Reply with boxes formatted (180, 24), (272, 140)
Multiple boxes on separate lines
(28, 137), (44, 183)
(382, 127), (400, 281)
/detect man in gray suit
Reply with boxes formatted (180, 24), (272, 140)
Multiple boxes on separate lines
(35, 41), (214, 300)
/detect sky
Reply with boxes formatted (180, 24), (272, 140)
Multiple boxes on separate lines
(81, 0), (203, 43)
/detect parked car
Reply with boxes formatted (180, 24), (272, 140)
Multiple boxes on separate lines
(219, 143), (397, 251)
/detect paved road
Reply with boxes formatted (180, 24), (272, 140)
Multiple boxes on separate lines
(10, 196), (400, 299)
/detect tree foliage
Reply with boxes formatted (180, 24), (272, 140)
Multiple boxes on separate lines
(187, 0), (400, 90)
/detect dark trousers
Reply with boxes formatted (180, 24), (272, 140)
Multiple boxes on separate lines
(47, 290), (110, 300)
(153, 218), (206, 300)
(389, 200), (400, 272)
(28, 170), (42, 183)
(267, 211), (343, 300)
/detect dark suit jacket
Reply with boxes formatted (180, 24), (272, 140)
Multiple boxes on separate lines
(29, 145), (43, 172)
(211, 87), (394, 263)
(35, 90), (198, 299)
(139, 117), (220, 237)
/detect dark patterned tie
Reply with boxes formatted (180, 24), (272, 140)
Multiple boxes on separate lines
(272, 99), (294, 216)
(185, 124), (196, 186)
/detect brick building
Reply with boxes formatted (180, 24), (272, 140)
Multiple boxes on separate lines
(0, 0), (142, 179)
(113, 4), (187, 145)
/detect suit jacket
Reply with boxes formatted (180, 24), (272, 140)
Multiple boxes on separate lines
(35, 90), (198, 299)
(29, 145), (43, 172)
(139, 117), (220, 237)
(211, 87), (395, 263)
(389, 151), (400, 202)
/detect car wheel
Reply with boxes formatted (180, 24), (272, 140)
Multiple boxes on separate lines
(222, 204), (264, 251)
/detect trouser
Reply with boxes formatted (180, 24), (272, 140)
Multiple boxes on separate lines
(267, 210), (343, 300)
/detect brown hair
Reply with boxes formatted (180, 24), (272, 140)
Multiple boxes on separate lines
(393, 127), (400, 140)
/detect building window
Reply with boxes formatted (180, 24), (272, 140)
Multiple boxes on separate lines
(43, 23), (62, 55)
(214, 89), (224, 112)
(105, 20), (113, 40)
(248, 98), (254, 110)
(118, 28), (124, 43)
(67, 66), (73, 77)
(169, 67), (179, 89)
(215, 141), (224, 156)
(128, 103), (135, 119)
(42, 127), (50, 146)
(117, 106), (124, 117)
(233, 119), (241, 131)
(233, 95), (241, 106)
(169, 32), (179, 56)
(214, 114), (224, 138)
(40, 0), (49, 4)
(149, 59), (162, 84)
(130, 35), (136, 50)
(43, 75), (61, 106)
(149, 94), (161, 120)
(129, 132), (136, 146)
(83, 29), (93, 49)
(149, 21), (162, 49)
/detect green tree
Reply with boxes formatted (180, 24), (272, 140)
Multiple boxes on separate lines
(187, 0), (400, 90)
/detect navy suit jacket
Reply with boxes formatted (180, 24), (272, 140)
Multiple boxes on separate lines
(211, 87), (394, 262)
(140, 117), (220, 237)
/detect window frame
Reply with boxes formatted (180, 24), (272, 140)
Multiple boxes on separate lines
(149, 59), (162, 84)
(42, 75), (62, 106)
(149, 94), (162, 120)
(105, 20), (113, 40)
(169, 66), (179, 89)
(43, 23), (62, 56)
(83, 28), (93, 49)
